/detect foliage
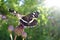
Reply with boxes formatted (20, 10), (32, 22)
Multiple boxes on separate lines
(0, 0), (59, 40)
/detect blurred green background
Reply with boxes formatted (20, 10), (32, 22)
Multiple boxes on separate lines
(0, 0), (60, 40)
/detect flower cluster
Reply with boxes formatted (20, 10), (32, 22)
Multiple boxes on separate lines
(14, 24), (27, 39)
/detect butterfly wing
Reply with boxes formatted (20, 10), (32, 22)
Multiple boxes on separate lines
(28, 19), (37, 26)
(20, 19), (37, 26)
(20, 19), (28, 26)
(9, 9), (39, 26)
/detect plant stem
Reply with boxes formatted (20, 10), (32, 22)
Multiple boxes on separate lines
(23, 38), (24, 40)
(10, 33), (13, 40)
(14, 35), (17, 40)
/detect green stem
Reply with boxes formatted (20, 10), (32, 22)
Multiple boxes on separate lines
(10, 33), (13, 40)
(23, 38), (24, 40)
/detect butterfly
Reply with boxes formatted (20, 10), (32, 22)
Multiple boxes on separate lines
(20, 11), (39, 26)
(9, 9), (39, 26)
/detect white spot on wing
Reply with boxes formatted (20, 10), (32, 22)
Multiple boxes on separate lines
(33, 12), (35, 15)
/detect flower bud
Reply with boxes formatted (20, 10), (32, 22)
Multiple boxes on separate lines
(8, 25), (14, 32)
(21, 32), (27, 38)
(2, 15), (6, 19)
